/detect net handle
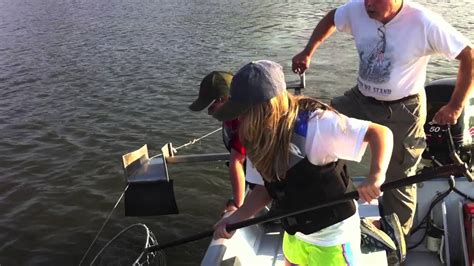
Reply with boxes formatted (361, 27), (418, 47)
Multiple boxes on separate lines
(144, 162), (467, 253)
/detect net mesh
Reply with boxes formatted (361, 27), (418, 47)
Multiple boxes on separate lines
(90, 223), (166, 266)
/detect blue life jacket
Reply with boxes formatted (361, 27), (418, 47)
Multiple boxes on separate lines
(264, 111), (357, 235)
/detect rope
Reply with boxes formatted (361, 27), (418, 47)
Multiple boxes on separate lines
(80, 127), (222, 264)
(149, 127), (222, 160)
(173, 127), (222, 151)
(79, 184), (129, 266)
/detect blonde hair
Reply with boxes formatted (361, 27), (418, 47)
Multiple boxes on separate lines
(239, 91), (331, 182)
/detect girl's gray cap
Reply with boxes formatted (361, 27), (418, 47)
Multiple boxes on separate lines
(213, 60), (286, 121)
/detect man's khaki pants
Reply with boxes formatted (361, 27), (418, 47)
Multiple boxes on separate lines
(331, 86), (426, 235)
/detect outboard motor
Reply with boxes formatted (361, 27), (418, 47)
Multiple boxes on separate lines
(422, 78), (474, 166)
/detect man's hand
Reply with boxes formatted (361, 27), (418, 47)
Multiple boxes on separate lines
(437, 46), (474, 125)
(292, 51), (311, 74)
(432, 103), (463, 125)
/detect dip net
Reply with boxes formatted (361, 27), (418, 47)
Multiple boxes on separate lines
(90, 223), (166, 266)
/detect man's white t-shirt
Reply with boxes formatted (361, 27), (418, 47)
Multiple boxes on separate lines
(334, 0), (471, 101)
(246, 109), (370, 246)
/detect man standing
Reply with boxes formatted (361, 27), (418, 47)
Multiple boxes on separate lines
(292, 0), (473, 263)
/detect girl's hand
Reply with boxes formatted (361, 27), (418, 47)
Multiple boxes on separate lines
(357, 174), (384, 203)
(213, 215), (237, 240)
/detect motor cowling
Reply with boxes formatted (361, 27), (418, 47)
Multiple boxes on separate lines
(422, 78), (474, 165)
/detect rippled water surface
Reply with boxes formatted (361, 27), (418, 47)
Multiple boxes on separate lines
(0, 0), (472, 265)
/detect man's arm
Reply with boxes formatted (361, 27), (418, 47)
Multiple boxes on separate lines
(229, 148), (246, 208)
(433, 46), (474, 125)
(292, 9), (337, 74)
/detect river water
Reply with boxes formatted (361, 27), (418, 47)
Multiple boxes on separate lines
(0, 0), (472, 265)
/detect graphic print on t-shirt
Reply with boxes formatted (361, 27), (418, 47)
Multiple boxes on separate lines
(358, 26), (392, 85)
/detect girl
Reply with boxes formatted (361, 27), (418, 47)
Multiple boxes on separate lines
(213, 60), (393, 265)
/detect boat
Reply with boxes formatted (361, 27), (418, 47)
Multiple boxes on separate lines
(117, 76), (474, 266)
(201, 175), (473, 266)
(200, 77), (474, 266)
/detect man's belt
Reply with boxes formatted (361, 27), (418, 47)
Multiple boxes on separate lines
(365, 93), (419, 105)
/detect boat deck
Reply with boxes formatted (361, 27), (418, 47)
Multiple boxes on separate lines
(202, 177), (473, 266)
(204, 212), (442, 266)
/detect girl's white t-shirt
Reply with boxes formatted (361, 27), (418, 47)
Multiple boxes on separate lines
(334, 0), (471, 101)
(246, 109), (370, 246)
